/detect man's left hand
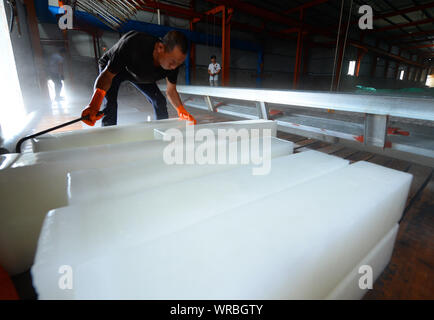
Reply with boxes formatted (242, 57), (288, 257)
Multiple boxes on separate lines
(176, 105), (197, 125)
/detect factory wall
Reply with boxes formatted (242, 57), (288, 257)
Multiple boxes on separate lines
(5, 0), (41, 111)
(7, 2), (432, 98)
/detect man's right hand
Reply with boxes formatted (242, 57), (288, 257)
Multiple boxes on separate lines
(81, 88), (106, 126)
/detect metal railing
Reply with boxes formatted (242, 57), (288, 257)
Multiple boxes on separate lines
(160, 85), (434, 163)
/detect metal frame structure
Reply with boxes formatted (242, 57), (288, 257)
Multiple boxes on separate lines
(160, 84), (434, 164)
(38, 0), (433, 89)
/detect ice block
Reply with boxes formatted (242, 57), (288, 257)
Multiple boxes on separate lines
(32, 151), (350, 299)
(31, 119), (186, 152)
(0, 136), (290, 275)
(153, 119), (277, 140)
(67, 137), (293, 205)
(32, 161), (412, 299)
(326, 224), (399, 300)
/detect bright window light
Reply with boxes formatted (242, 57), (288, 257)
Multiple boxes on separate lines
(399, 70), (405, 80)
(348, 60), (356, 76)
(426, 75), (434, 88)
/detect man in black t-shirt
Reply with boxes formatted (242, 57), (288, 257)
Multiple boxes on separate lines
(82, 30), (196, 127)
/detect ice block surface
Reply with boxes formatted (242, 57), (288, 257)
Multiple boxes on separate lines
(0, 136), (290, 275)
(67, 136), (293, 205)
(32, 161), (412, 299)
(154, 119), (277, 140)
(31, 119), (186, 152)
(326, 224), (399, 300)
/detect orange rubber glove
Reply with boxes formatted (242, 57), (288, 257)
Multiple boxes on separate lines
(81, 88), (106, 126)
(176, 104), (196, 125)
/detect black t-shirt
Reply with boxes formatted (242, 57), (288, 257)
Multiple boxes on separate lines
(99, 31), (179, 84)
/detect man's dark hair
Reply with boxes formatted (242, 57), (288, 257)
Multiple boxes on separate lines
(162, 30), (188, 54)
(210, 55), (216, 60)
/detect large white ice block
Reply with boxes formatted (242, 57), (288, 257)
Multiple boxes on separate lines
(32, 161), (412, 299)
(67, 137), (294, 205)
(0, 136), (290, 275)
(326, 224), (399, 300)
(33, 151), (349, 299)
(31, 119), (186, 152)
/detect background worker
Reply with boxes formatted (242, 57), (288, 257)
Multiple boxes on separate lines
(81, 30), (196, 126)
(47, 48), (65, 101)
(208, 55), (221, 86)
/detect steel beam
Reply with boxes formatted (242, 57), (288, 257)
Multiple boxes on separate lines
(404, 43), (434, 50)
(349, 41), (425, 68)
(367, 18), (434, 33)
(389, 29), (434, 40)
(160, 85), (434, 121)
(374, 2), (434, 20)
(284, 0), (331, 14)
(205, 0), (331, 37)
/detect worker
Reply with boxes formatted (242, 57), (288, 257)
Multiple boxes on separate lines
(81, 30), (196, 127)
(208, 55), (221, 86)
(47, 48), (65, 101)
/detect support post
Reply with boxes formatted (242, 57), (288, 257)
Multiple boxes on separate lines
(383, 44), (391, 78)
(221, 7), (233, 86)
(364, 114), (388, 148)
(356, 35), (367, 77)
(394, 49), (402, 79)
(293, 9), (304, 89)
(185, 41), (191, 85)
(189, 20), (196, 82)
(204, 96), (214, 112)
(256, 50), (264, 88)
(256, 101), (268, 120)
(24, 0), (49, 97)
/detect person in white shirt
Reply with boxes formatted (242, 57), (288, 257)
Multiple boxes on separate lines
(208, 55), (221, 86)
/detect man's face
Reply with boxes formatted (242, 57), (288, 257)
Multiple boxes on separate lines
(158, 44), (186, 70)
(211, 58), (216, 64)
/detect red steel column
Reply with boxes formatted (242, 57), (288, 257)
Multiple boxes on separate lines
(355, 35), (367, 77)
(303, 37), (311, 75)
(221, 7), (232, 86)
(383, 44), (391, 78)
(24, 0), (48, 97)
(189, 20), (196, 81)
(394, 49), (402, 79)
(332, 40), (345, 91)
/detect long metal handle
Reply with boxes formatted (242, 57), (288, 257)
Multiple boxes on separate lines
(15, 111), (104, 153)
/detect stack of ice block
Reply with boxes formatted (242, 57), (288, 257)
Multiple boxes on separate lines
(2, 118), (412, 299)
(31, 152), (412, 299)
(31, 119), (186, 152)
(32, 119), (277, 152)
(0, 120), (288, 276)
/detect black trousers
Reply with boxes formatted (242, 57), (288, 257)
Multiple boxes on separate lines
(50, 72), (63, 98)
(100, 67), (169, 126)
